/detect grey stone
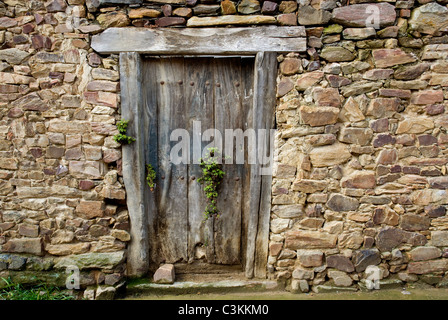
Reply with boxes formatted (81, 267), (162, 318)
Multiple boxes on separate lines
(54, 251), (126, 270)
(352, 249), (381, 273)
(0, 49), (31, 64)
(326, 194), (359, 212)
(154, 264), (175, 284)
(326, 254), (355, 273)
(95, 286), (116, 300)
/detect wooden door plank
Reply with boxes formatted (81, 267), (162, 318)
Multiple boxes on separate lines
(119, 52), (149, 277)
(185, 58), (215, 263)
(152, 57), (189, 265)
(142, 58), (160, 272)
(240, 56), (255, 273)
(213, 57), (243, 265)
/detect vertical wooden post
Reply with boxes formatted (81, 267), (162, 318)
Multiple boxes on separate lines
(246, 52), (277, 279)
(120, 52), (150, 277)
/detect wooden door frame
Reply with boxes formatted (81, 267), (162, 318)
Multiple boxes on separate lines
(92, 26), (306, 278)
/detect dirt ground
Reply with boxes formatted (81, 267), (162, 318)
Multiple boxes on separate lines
(123, 287), (448, 300)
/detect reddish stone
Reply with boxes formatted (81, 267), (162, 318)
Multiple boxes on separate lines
(426, 104), (444, 115)
(87, 53), (102, 67)
(155, 17), (186, 27)
(162, 4), (172, 17)
(34, 13), (44, 25)
(262, 1), (278, 14)
(280, 58), (302, 76)
(313, 88), (341, 107)
(378, 89), (411, 99)
(277, 13), (297, 26)
(8, 107), (24, 118)
(79, 180), (95, 191)
(45, 0), (67, 13)
(370, 118), (389, 133)
(411, 90), (444, 105)
(30, 148), (43, 158)
(377, 149), (398, 165)
(373, 134), (396, 147)
(372, 49), (417, 68)
(22, 23), (35, 34)
(277, 78), (294, 97)
(0, 17), (18, 29)
(403, 166), (420, 175)
(326, 75), (351, 88)
(332, 3), (396, 27)
(418, 134), (437, 146)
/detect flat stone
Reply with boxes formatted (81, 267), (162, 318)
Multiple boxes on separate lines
(339, 97), (365, 122)
(221, 0), (237, 15)
(340, 81), (382, 97)
(237, 0), (260, 14)
(95, 286), (116, 300)
(408, 259), (448, 275)
(376, 227), (427, 252)
(295, 71), (324, 91)
(331, 3), (396, 27)
(280, 58), (302, 76)
(399, 214), (430, 231)
(292, 179), (327, 193)
(1, 238), (43, 256)
(352, 249), (381, 273)
(186, 15), (276, 26)
(409, 2), (448, 35)
(156, 17), (186, 27)
(372, 49), (417, 68)
(285, 230), (338, 249)
(76, 200), (105, 219)
(342, 27), (376, 40)
(396, 117), (434, 134)
(0, 17), (18, 30)
(394, 63), (430, 80)
(296, 250), (324, 267)
(328, 270), (353, 287)
(0, 48), (31, 65)
(97, 12), (130, 28)
(154, 264), (175, 284)
(277, 13), (297, 26)
(339, 127), (373, 146)
(297, 6), (331, 25)
(429, 176), (448, 189)
(299, 105), (339, 127)
(128, 8), (162, 18)
(309, 142), (351, 167)
(410, 90), (444, 105)
(277, 77), (294, 97)
(432, 231), (448, 247)
(408, 246), (442, 261)
(341, 171), (376, 189)
(363, 69), (394, 81)
(54, 251), (125, 270)
(320, 46), (356, 62)
(326, 194), (359, 212)
(326, 254), (355, 273)
(45, 0), (67, 12)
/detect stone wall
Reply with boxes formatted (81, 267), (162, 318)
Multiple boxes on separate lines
(0, 0), (447, 298)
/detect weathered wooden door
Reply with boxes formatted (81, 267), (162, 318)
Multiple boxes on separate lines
(143, 56), (255, 273)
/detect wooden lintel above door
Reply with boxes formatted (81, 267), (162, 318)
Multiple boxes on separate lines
(91, 26), (307, 55)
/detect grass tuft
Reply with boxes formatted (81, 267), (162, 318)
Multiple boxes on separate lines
(0, 277), (75, 301)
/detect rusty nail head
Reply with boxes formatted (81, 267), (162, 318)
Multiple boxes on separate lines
(160, 81), (165, 85)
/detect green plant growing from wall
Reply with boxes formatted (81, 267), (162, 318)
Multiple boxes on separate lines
(146, 164), (156, 192)
(113, 119), (136, 145)
(198, 147), (226, 221)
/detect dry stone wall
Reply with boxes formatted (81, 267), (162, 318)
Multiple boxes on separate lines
(0, 0), (447, 298)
